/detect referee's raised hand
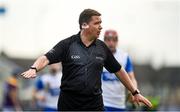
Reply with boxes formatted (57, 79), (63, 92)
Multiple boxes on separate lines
(21, 68), (37, 79)
(20, 56), (49, 79)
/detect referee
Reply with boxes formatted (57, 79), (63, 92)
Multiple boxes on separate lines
(21, 9), (152, 111)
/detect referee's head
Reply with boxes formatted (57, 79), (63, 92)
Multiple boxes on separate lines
(79, 9), (101, 30)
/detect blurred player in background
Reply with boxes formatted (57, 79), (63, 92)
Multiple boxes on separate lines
(102, 29), (138, 111)
(2, 68), (22, 112)
(32, 63), (62, 111)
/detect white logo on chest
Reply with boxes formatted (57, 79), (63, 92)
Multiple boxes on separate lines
(96, 56), (103, 61)
(71, 55), (80, 59)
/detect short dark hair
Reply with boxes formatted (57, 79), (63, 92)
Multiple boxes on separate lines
(79, 9), (101, 29)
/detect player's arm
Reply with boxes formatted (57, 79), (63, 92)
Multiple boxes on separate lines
(32, 88), (46, 102)
(21, 56), (49, 79)
(32, 78), (46, 102)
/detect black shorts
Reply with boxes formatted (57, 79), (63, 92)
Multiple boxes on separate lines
(57, 91), (104, 111)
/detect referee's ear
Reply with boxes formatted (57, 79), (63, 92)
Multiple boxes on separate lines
(82, 23), (89, 29)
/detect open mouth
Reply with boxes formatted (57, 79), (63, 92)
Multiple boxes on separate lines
(97, 31), (101, 35)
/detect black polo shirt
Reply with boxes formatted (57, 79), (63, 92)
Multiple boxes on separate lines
(45, 32), (121, 110)
(45, 32), (121, 95)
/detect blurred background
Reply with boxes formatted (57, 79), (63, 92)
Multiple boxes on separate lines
(0, 0), (179, 111)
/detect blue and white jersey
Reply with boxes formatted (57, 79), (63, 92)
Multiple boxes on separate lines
(36, 72), (62, 109)
(35, 76), (46, 108)
(102, 48), (133, 109)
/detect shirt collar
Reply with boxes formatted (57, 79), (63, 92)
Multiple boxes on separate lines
(77, 31), (97, 47)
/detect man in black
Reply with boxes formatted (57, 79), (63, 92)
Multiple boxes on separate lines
(21, 9), (152, 111)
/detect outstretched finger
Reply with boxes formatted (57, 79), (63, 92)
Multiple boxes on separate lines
(23, 73), (29, 78)
(141, 98), (153, 108)
(20, 72), (26, 76)
(22, 73), (31, 79)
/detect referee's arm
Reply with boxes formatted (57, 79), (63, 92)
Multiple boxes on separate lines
(115, 67), (152, 108)
(21, 38), (66, 79)
(21, 55), (49, 79)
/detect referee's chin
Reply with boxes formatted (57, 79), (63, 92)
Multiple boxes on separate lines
(96, 36), (100, 39)
(96, 33), (101, 38)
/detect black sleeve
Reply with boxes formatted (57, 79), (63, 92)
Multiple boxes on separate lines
(45, 39), (67, 64)
(104, 44), (122, 73)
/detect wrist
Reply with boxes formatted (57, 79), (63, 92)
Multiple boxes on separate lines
(30, 66), (38, 72)
(132, 89), (140, 96)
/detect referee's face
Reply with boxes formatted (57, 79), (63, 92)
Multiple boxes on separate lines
(87, 16), (102, 39)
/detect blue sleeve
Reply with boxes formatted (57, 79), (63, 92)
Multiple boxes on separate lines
(35, 78), (44, 90)
(125, 56), (134, 73)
